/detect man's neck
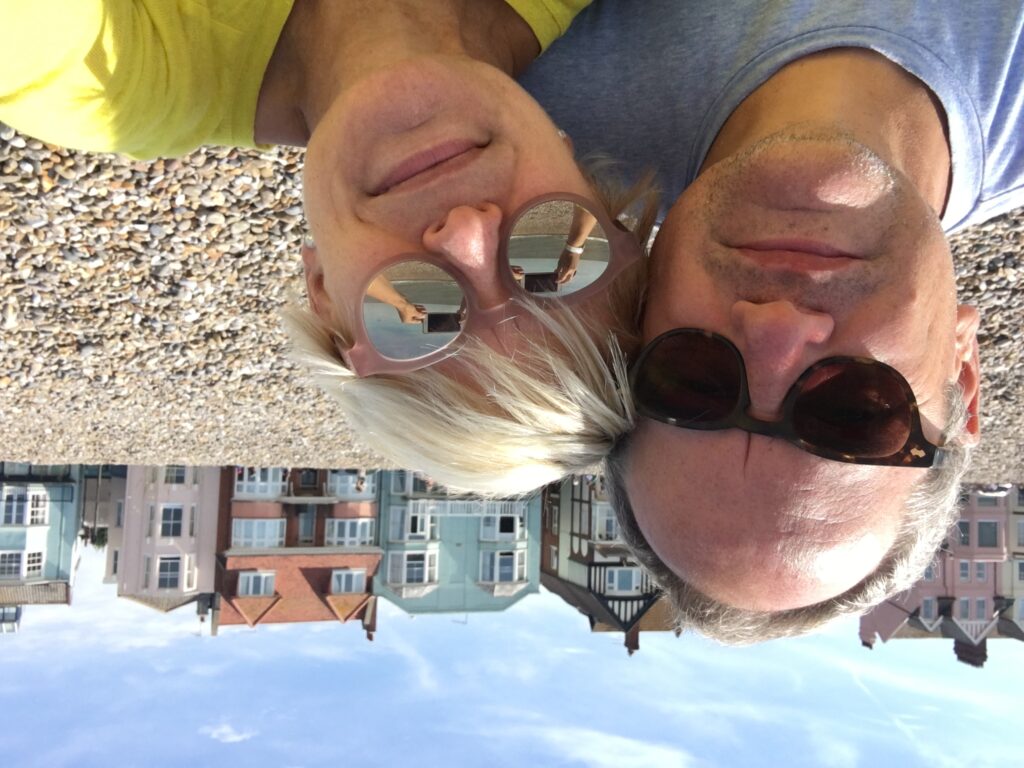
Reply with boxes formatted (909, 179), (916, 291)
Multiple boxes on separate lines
(254, 0), (540, 147)
(701, 48), (952, 215)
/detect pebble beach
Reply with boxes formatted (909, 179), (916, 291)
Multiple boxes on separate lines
(0, 127), (1021, 482)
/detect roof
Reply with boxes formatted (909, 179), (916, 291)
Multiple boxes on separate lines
(0, 582), (70, 606)
(120, 594), (199, 613)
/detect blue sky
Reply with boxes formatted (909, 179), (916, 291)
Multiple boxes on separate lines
(3, 546), (1021, 768)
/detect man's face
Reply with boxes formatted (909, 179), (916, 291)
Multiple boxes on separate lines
(626, 132), (980, 612)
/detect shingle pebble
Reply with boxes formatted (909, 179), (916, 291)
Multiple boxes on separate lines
(0, 122), (1021, 481)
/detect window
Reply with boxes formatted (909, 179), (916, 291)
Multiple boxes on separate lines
(480, 513), (526, 542)
(593, 503), (619, 541)
(923, 562), (936, 581)
(237, 571), (275, 596)
(160, 505), (183, 537)
(390, 507), (437, 541)
(977, 495), (999, 507)
(298, 506), (316, 545)
(0, 552), (22, 578)
(299, 469), (318, 488)
(189, 506), (196, 537)
(185, 555), (195, 591)
(957, 520), (970, 546)
(234, 467), (287, 497)
(1017, 520), (1024, 548)
(25, 552), (42, 578)
(325, 518), (375, 546)
(975, 562), (987, 582)
(28, 494), (47, 525)
(959, 560), (970, 581)
(480, 550), (526, 583)
(231, 519), (286, 548)
(977, 521), (999, 548)
(549, 545), (558, 570)
(388, 552), (438, 585)
(112, 549), (119, 576)
(1018, 560), (1024, 582)
(390, 471), (407, 494)
(606, 567), (642, 595)
(147, 505), (156, 538)
(164, 465), (186, 484)
(143, 555), (151, 588)
(115, 501), (124, 528)
(975, 598), (987, 620)
(331, 569), (366, 594)
(1018, 488), (1024, 508)
(958, 597), (970, 620)
(2, 488), (26, 525)
(920, 597), (936, 620)
(192, 466), (201, 485)
(158, 557), (181, 589)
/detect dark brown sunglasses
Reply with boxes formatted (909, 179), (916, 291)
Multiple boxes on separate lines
(630, 329), (947, 468)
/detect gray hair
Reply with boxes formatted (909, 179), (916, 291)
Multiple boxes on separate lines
(605, 381), (972, 645)
(284, 166), (658, 496)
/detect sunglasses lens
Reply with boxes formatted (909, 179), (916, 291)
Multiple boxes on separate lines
(634, 333), (742, 423)
(506, 199), (610, 298)
(793, 361), (912, 457)
(362, 260), (465, 361)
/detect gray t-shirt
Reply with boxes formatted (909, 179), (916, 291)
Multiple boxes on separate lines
(519, 0), (1024, 233)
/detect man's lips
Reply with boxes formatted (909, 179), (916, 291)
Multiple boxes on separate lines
(735, 239), (861, 272)
(372, 139), (484, 195)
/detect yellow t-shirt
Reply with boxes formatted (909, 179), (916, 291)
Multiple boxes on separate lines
(0, 0), (591, 160)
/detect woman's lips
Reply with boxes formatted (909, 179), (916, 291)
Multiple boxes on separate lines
(372, 139), (484, 195)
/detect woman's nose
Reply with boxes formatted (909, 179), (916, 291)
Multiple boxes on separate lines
(730, 300), (835, 419)
(421, 203), (506, 307)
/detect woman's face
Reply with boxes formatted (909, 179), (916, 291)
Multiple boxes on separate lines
(301, 54), (595, 334)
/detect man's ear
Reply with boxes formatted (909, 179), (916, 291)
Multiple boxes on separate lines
(954, 304), (981, 445)
(302, 238), (335, 323)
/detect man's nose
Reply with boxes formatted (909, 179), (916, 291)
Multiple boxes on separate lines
(730, 300), (835, 420)
(421, 203), (506, 308)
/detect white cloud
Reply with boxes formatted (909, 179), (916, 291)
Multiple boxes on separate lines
(199, 723), (257, 744)
(518, 725), (697, 768)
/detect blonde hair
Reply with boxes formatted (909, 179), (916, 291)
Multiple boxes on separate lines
(285, 165), (658, 495)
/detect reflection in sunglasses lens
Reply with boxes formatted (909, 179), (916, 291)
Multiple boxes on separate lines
(794, 362), (911, 457)
(638, 333), (741, 423)
(506, 199), (610, 298)
(362, 260), (465, 361)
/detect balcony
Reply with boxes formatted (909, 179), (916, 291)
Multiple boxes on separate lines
(327, 471), (377, 501)
(234, 468), (289, 500)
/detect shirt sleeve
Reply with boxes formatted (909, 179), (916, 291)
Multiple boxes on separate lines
(0, 0), (294, 159)
(504, 0), (593, 52)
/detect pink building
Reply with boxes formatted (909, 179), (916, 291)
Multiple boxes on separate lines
(860, 484), (1021, 667)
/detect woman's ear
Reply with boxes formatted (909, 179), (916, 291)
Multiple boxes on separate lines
(302, 236), (335, 322)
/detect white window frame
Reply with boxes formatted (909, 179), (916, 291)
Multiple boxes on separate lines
(329, 470), (377, 499)
(1017, 520), (1024, 548)
(390, 506), (437, 542)
(977, 520), (999, 548)
(160, 505), (183, 538)
(0, 551), (23, 579)
(157, 556), (181, 589)
(959, 560), (970, 582)
(237, 571), (275, 597)
(976, 495), (999, 507)
(388, 551), (438, 585)
(2, 488), (27, 525)
(975, 562), (987, 582)
(605, 566), (643, 595)
(593, 503), (619, 541)
(234, 467), (287, 497)
(480, 512), (526, 542)
(164, 465), (186, 485)
(975, 598), (987, 620)
(331, 568), (366, 594)
(231, 518), (286, 549)
(184, 555), (195, 591)
(25, 551), (42, 578)
(548, 545), (558, 570)
(325, 518), (375, 546)
(958, 597), (970, 620)
(1017, 560), (1024, 582)
(480, 550), (527, 583)
(28, 493), (48, 525)
(189, 506), (197, 538)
